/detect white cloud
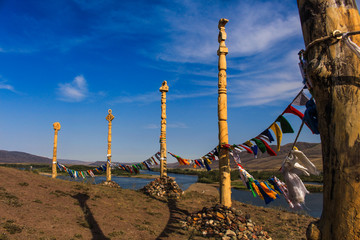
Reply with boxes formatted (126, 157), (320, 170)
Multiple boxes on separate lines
(0, 76), (16, 92)
(111, 88), (217, 105)
(111, 92), (159, 105)
(230, 80), (303, 107)
(144, 124), (159, 129)
(168, 122), (188, 129)
(0, 82), (15, 92)
(57, 75), (88, 102)
(151, 1), (301, 64)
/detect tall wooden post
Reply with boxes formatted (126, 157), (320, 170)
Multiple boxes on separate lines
(217, 18), (231, 207)
(297, 1), (360, 239)
(106, 109), (114, 182)
(159, 81), (169, 178)
(52, 122), (61, 179)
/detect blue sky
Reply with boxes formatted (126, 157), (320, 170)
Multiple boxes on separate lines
(2, 0), (352, 163)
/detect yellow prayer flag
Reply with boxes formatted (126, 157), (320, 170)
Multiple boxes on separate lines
(270, 123), (282, 152)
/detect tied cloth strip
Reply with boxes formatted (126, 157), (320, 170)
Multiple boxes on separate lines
(281, 148), (319, 208)
(232, 153), (280, 204)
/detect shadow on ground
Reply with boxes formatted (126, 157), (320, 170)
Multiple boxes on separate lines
(72, 193), (110, 240)
(155, 197), (190, 239)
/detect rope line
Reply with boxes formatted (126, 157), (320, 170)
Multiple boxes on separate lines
(304, 30), (360, 56)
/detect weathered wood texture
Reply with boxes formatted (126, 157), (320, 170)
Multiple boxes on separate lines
(159, 81), (169, 177)
(217, 18), (232, 207)
(297, 1), (360, 239)
(106, 109), (114, 181)
(52, 122), (61, 179)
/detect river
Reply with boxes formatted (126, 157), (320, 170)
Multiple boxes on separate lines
(56, 172), (322, 218)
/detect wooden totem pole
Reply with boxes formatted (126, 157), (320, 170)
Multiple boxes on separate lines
(52, 122), (61, 179)
(106, 109), (114, 182)
(297, 1), (360, 239)
(217, 18), (232, 207)
(159, 81), (169, 178)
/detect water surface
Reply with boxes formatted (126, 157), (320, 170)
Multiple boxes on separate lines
(57, 172), (322, 218)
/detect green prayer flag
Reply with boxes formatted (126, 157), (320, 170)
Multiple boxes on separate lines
(251, 138), (266, 153)
(275, 115), (294, 133)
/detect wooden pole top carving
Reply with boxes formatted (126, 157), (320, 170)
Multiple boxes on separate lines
(53, 122), (61, 131)
(159, 81), (169, 93)
(218, 18), (229, 56)
(106, 109), (115, 122)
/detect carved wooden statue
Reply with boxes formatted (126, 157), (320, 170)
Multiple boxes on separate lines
(159, 81), (169, 177)
(217, 18), (231, 207)
(106, 109), (114, 181)
(52, 122), (61, 179)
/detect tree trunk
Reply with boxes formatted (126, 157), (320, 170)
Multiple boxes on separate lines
(297, 1), (360, 239)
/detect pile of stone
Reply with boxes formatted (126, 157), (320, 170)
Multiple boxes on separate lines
(141, 176), (183, 200)
(183, 204), (272, 240)
(100, 180), (120, 188)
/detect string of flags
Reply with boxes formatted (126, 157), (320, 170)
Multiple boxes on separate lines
(167, 82), (320, 208)
(168, 146), (220, 171)
(57, 152), (161, 178)
(110, 152), (161, 174)
(168, 86), (319, 168)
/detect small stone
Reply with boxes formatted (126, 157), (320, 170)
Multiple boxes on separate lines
(253, 226), (259, 232)
(245, 213), (251, 220)
(225, 230), (236, 237)
(222, 237), (231, 240)
(246, 222), (254, 228)
(306, 221), (320, 240)
(217, 212), (225, 219)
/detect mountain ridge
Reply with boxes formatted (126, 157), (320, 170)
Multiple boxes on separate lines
(0, 142), (322, 171)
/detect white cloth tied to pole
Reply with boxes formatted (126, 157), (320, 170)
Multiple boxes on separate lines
(281, 167), (309, 208)
(229, 148), (242, 164)
(343, 33), (360, 58)
(281, 149), (319, 208)
(288, 149), (320, 176)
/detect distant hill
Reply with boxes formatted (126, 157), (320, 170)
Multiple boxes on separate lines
(0, 142), (323, 171)
(0, 150), (52, 164)
(167, 142), (322, 171)
(0, 150), (91, 165)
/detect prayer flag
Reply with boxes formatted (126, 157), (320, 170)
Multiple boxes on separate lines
(270, 122), (282, 152)
(276, 115), (294, 133)
(292, 90), (310, 106)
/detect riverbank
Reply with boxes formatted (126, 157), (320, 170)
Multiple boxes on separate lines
(0, 166), (317, 239)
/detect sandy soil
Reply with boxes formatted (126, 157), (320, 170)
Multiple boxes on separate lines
(0, 167), (317, 240)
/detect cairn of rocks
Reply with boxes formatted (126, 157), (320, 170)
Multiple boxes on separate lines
(182, 204), (272, 240)
(141, 176), (183, 200)
(100, 180), (120, 188)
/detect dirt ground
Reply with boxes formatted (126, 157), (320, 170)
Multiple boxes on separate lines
(0, 167), (317, 240)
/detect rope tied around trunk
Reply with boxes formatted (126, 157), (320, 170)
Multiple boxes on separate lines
(304, 29), (360, 57)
